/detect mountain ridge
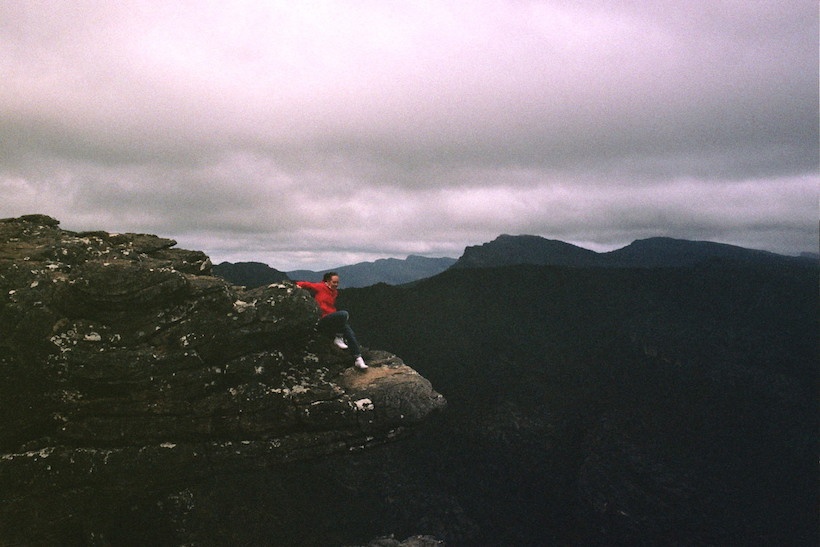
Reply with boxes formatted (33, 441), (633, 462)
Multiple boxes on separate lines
(289, 255), (457, 287)
(452, 233), (814, 270)
(215, 235), (813, 290)
(215, 255), (457, 288)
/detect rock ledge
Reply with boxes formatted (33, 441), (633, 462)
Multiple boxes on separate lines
(0, 215), (445, 543)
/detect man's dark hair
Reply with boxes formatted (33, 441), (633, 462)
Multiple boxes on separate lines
(322, 272), (338, 282)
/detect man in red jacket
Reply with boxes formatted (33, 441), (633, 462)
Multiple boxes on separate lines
(296, 272), (367, 369)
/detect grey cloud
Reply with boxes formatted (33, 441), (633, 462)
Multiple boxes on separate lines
(0, 1), (816, 269)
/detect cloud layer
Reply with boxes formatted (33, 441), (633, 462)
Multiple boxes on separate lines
(1, 1), (817, 269)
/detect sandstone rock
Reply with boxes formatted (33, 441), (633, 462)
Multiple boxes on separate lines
(0, 215), (445, 544)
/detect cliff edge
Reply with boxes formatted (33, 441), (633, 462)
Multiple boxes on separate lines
(0, 214), (445, 543)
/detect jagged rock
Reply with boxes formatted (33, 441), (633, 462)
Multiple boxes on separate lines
(0, 215), (445, 544)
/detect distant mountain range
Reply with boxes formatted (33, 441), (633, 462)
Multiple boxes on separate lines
(215, 235), (814, 289)
(288, 255), (457, 287)
(453, 234), (815, 269)
(214, 255), (457, 288)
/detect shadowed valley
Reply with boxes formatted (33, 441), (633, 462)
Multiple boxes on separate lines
(339, 240), (817, 544)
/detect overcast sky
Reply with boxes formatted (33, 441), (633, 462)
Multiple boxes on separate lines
(1, 1), (817, 270)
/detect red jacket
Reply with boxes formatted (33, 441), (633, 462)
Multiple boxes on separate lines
(295, 281), (337, 317)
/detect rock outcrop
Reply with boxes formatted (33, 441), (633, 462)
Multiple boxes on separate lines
(0, 214), (445, 544)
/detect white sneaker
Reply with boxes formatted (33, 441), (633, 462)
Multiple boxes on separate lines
(354, 356), (368, 369)
(333, 336), (348, 349)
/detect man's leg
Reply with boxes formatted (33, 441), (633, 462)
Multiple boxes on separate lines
(318, 311), (354, 350)
(318, 311), (349, 335)
(338, 315), (366, 368)
(342, 322), (361, 356)
(319, 311), (366, 368)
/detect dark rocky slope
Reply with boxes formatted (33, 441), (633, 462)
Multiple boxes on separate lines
(0, 215), (445, 545)
(343, 261), (818, 544)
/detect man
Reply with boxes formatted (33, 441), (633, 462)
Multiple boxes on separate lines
(295, 272), (367, 369)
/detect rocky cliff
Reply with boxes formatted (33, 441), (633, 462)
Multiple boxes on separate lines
(0, 214), (445, 544)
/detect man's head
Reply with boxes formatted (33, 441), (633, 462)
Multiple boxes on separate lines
(323, 271), (339, 289)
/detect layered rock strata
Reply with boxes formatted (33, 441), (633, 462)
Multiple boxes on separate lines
(0, 214), (445, 543)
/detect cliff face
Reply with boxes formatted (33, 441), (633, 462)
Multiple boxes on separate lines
(345, 262), (817, 544)
(0, 214), (445, 544)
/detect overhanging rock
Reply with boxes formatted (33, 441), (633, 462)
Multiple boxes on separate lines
(0, 214), (445, 543)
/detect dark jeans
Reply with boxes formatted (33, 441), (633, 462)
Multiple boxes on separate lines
(318, 310), (361, 356)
